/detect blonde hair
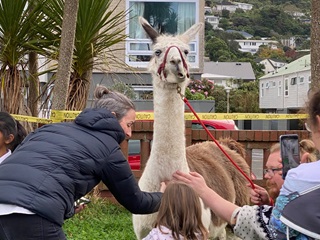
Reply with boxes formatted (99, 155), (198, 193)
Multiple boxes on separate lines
(154, 182), (208, 240)
(270, 143), (280, 154)
(299, 139), (318, 163)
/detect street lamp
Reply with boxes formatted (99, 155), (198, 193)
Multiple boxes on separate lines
(225, 87), (231, 113)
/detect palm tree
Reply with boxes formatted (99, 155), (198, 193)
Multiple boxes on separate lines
(43, 0), (128, 111)
(66, 0), (128, 110)
(0, 0), (50, 114)
(51, 0), (79, 111)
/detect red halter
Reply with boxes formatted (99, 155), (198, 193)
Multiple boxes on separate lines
(157, 45), (190, 80)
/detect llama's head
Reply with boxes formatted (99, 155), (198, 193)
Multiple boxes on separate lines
(139, 17), (203, 89)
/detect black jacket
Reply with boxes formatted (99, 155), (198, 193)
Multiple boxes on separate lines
(0, 108), (161, 226)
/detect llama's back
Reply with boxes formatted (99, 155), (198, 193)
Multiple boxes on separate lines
(186, 140), (251, 226)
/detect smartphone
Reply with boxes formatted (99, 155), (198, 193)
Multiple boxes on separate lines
(75, 197), (91, 207)
(280, 134), (300, 180)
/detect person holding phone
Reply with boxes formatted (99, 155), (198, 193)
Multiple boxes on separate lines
(173, 90), (320, 240)
(0, 85), (162, 240)
(250, 139), (318, 207)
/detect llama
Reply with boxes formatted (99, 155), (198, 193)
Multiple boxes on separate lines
(132, 17), (250, 240)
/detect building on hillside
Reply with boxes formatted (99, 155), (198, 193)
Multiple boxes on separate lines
(213, 1), (237, 13)
(202, 62), (255, 88)
(259, 54), (311, 129)
(281, 37), (296, 49)
(232, 2), (253, 11)
(213, 1), (252, 13)
(257, 58), (287, 75)
(205, 15), (220, 29)
(235, 39), (279, 55)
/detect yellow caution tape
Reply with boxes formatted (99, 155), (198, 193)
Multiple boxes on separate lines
(50, 110), (81, 121)
(10, 111), (308, 124)
(136, 112), (308, 120)
(11, 114), (54, 124)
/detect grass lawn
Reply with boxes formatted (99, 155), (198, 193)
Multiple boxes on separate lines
(63, 198), (137, 240)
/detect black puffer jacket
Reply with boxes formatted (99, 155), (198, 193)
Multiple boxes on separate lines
(0, 108), (161, 226)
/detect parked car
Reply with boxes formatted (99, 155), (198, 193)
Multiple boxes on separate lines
(191, 119), (238, 130)
(128, 119), (238, 170)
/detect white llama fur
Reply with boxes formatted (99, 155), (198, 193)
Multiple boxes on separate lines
(132, 17), (250, 240)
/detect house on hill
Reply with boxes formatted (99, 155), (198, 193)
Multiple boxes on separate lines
(259, 54), (311, 129)
(257, 58), (287, 75)
(235, 39), (279, 55)
(202, 62), (255, 88)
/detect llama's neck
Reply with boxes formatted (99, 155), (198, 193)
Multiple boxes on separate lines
(148, 79), (189, 173)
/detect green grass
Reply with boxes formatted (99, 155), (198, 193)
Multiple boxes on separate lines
(63, 198), (137, 240)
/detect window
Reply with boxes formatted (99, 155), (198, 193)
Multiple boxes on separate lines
(299, 76), (304, 84)
(261, 83), (264, 97)
(126, 0), (198, 67)
(290, 77), (297, 85)
(284, 78), (289, 96)
(278, 81), (282, 96)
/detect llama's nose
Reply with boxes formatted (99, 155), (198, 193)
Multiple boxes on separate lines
(169, 59), (185, 79)
(169, 58), (181, 65)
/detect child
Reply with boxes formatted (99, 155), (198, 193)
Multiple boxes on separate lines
(0, 112), (27, 163)
(143, 182), (208, 240)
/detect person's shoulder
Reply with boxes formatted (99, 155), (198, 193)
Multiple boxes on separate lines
(295, 161), (320, 172)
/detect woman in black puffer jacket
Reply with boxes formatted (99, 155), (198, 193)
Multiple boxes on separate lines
(0, 85), (162, 240)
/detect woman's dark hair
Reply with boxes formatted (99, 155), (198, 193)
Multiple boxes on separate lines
(93, 85), (135, 121)
(10, 121), (27, 151)
(0, 112), (27, 151)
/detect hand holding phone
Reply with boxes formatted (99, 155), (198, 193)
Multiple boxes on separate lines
(280, 134), (300, 180)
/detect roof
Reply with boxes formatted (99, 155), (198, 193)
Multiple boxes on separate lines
(203, 62), (256, 80)
(260, 54), (310, 80)
(226, 30), (253, 39)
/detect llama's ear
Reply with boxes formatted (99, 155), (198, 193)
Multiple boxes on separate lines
(139, 16), (159, 43)
(181, 22), (203, 43)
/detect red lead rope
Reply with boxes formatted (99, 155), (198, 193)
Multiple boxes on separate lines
(182, 95), (255, 189)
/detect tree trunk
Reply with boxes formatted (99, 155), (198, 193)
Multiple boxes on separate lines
(28, 52), (39, 117)
(51, 0), (79, 110)
(311, 0), (320, 91)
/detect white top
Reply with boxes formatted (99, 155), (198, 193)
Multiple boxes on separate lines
(0, 150), (35, 215)
(142, 226), (203, 240)
(280, 160), (320, 195)
(0, 149), (11, 164)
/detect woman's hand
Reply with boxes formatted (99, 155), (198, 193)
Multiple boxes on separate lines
(75, 204), (87, 214)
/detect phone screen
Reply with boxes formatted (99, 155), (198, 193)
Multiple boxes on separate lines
(280, 134), (300, 180)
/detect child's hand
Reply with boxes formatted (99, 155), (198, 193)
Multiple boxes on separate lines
(75, 203), (87, 214)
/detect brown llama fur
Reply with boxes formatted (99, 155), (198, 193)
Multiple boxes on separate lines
(186, 139), (251, 227)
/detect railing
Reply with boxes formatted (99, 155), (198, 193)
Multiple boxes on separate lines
(98, 120), (310, 199)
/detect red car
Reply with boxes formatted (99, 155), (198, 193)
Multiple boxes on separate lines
(128, 119), (238, 170)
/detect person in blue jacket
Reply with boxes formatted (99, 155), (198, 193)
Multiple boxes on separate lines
(0, 85), (162, 240)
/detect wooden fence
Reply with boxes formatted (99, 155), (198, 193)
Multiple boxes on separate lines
(97, 121), (310, 200)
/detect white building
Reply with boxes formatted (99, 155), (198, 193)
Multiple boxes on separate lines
(232, 2), (253, 11)
(259, 54), (311, 111)
(205, 15), (220, 29)
(259, 58), (287, 75)
(235, 39), (279, 55)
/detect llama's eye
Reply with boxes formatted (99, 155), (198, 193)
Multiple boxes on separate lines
(155, 50), (162, 56)
(184, 50), (189, 55)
